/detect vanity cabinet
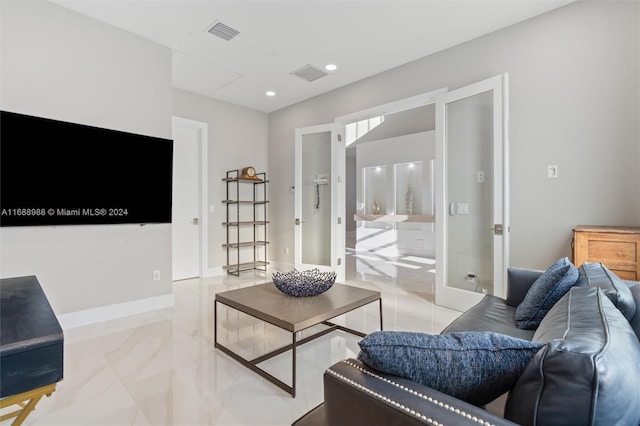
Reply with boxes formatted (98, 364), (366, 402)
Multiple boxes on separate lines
(572, 225), (640, 280)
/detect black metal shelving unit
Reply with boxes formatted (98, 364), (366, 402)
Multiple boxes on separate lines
(222, 169), (269, 275)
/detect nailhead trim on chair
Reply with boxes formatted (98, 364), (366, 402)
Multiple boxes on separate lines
(325, 360), (495, 426)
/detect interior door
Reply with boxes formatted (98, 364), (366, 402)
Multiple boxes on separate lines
(172, 119), (201, 281)
(294, 123), (345, 281)
(435, 74), (509, 311)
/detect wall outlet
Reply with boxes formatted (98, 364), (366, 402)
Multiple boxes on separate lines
(466, 272), (477, 283)
(152, 270), (161, 282)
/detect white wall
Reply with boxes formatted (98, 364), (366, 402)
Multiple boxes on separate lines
(268, 1), (639, 270)
(0, 1), (173, 315)
(172, 88), (269, 272)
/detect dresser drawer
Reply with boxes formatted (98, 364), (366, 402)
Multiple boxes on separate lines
(573, 225), (640, 281)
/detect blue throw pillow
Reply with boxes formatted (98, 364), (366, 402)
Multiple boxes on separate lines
(515, 257), (579, 330)
(357, 331), (544, 407)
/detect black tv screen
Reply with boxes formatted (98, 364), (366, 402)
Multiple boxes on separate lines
(0, 110), (173, 226)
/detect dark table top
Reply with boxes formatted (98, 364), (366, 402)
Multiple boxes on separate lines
(1, 275), (63, 355)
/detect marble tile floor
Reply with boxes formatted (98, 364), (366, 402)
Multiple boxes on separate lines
(6, 265), (461, 426)
(346, 247), (440, 299)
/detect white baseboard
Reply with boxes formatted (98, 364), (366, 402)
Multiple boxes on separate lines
(203, 266), (224, 277)
(267, 260), (294, 272)
(57, 293), (175, 330)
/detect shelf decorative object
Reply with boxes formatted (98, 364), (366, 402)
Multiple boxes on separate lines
(272, 269), (336, 297)
(371, 198), (381, 215)
(240, 166), (262, 180)
(405, 170), (414, 215)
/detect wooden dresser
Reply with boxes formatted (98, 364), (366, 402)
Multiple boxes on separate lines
(572, 225), (640, 280)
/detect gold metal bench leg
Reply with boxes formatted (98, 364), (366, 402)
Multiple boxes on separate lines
(12, 393), (44, 426)
(0, 383), (57, 426)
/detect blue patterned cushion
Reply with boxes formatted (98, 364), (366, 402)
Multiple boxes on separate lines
(515, 257), (579, 329)
(357, 331), (544, 407)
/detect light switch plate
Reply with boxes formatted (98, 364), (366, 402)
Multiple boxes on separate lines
(548, 165), (559, 178)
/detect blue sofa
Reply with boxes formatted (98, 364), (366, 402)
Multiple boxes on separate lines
(294, 263), (640, 426)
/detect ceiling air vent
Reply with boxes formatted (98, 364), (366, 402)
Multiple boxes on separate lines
(290, 64), (327, 82)
(206, 20), (240, 41)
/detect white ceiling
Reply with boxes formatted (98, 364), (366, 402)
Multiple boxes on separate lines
(49, 0), (576, 113)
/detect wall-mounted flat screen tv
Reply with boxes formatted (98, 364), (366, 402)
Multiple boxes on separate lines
(0, 110), (173, 227)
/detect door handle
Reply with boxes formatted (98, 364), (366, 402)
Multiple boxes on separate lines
(295, 218), (306, 225)
(192, 218), (199, 225)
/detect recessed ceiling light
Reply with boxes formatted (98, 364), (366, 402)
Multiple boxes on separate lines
(266, 91), (276, 97)
(325, 64), (337, 71)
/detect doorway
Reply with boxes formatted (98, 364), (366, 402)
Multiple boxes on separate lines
(435, 74), (509, 311)
(332, 75), (509, 312)
(171, 116), (209, 281)
(294, 123), (346, 281)
(335, 89), (444, 298)
(345, 108), (437, 296)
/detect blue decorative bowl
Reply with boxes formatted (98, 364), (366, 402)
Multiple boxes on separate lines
(272, 269), (336, 297)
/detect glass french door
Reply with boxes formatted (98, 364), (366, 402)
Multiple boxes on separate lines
(435, 74), (509, 312)
(294, 123), (345, 282)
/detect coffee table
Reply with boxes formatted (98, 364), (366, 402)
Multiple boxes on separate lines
(214, 282), (382, 397)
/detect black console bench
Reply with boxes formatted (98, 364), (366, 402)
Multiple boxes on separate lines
(0, 275), (64, 425)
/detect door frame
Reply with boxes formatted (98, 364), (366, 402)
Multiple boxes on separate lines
(434, 74), (510, 311)
(294, 123), (345, 281)
(298, 82), (508, 309)
(171, 116), (212, 278)
(333, 88), (446, 281)
(334, 88), (448, 125)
